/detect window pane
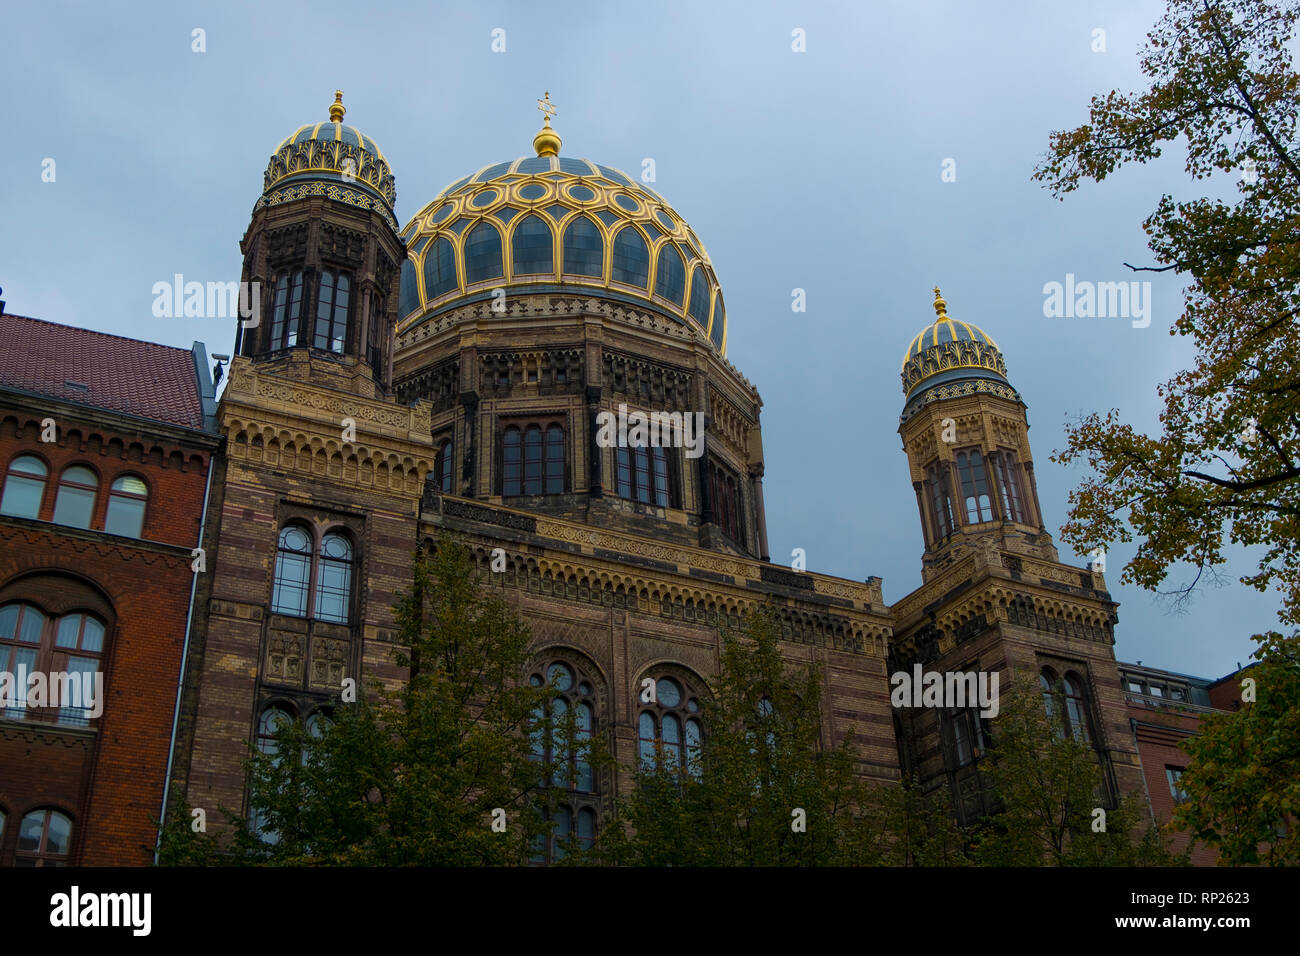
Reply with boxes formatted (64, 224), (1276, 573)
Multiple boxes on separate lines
(563, 217), (603, 277)
(272, 550), (311, 616)
(315, 534), (353, 623)
(424, 238), (458, 298)
(2, 458), (46, 518)
(512, 215), (554, 275)
(465, 222), (504, 283)
(3, 646), (37, 718)
(547, 662), (574, 691)
(612, 227), (649, 286)
(655, 244), (685, 304)
(104, 495), (146, 537)
(55, 615), (81, 648)
(576, 808), (596, 850)
(687, 266), (710, 324)
(17, 812), (45, 852)
(81, 618), (104, 653)
(57, 656), (97, 725)
(53, 486), (95, 528)
(656, 678), (682, 708)
(638, 712), (656, 767)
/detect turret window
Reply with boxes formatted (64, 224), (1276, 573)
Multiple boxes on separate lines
(926, 462), (956, 540)
(314, 271), (351, 353)
(989, 451), (1026, 523)
(269, 272), (304, 350)
(955, 450), (993, 524)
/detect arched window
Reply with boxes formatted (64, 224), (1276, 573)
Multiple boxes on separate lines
(638, 675), (703, 778)
(104, 475), (148, 538)
(53, 465), (97, 529)
(464, 222), (504, 283)
(528, 657), (601, 863)
(251, 705), (294, 844)
(15, 809), (72, 866)
(989, 451), (1027, 523)
(955, 450), (993, 524)
(435, 439), (454, 494)
(271, 526), (313, 617)
(611, 227), (649, 286)
(654, 244), (686, 305)
(503, 424), (564, 496)
(52, 612), (104, 726)
(512, 215), (554, 275)
(563, 217), (603, 277)
(1, 603), (45, 720)
(710, 292), (726, 350)
(926, 461), (956, 540)
(1041, 668), (1094, 744)
(314, 533), (354, 623)
(268, 271), (304, 350)
(399, 258), (420, 316)
(1, 455), (47, 519)
(423, 237), (458, 298)
(616, 446), (675, 507)
(687, 265), (710, 324)
(1063, 673), (1093, 745)
(314, 271), (351, 353)
(709, 462), (744, 544)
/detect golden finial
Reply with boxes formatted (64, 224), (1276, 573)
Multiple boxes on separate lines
(933, 286), (948, 318)
(533, 91), (562, 157)
(328, 90), (346, 124)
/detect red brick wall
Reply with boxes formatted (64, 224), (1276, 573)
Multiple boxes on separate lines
(1127, 702), (1219, 866)
(0, 406), (213, 865)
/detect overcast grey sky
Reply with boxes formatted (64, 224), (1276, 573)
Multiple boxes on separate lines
(0, 0), (1279, 679)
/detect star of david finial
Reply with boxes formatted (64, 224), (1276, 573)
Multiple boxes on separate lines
(537, 91), (557, 128)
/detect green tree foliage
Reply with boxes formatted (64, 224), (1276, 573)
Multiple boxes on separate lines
(1035, 0), (1300, 623)
(1172, 631), (1300, 864)
(160, 533), (566, 865)
(595, 607), (862, 865)
(967, 678), (1184, 867)
(1033, 0), (1300, 867)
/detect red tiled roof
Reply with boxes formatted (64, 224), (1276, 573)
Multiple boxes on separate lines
(0, 313), (206, 430)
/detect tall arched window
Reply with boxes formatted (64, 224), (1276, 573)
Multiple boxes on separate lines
(638, 675), (703, 778)
(251, 705), (294, 844)
(52, 465), (97, 529)
(268, 271), (304, 350)
(51, 612), (105, 726)
(435, 439), (454, 494)
(464, 222), (504, 283)
(956, 450), (994, 524)
(528, 657), (601, 863)
(15, 809), (72, 866)
(710, 292), (726, 350)
(271, 526), (313, 617)
(1, 603), (45, 720)
(104, 474), (148, 537)
(687, 265), (710, 324)
(314, 533), (354, 623)
(926, 462), (956, 540)
(654, 244), (686, 305)
(709, 462), (744, 544)
(563, 217), (603, 277)
(424, 237), (458, 298)
(1041, 667), (1094, 744)
(611, 227), (649, 286)
(314, 271), (351, 353)
(503, 424), (565, 496)
(1, 455), (47, 519)
(989, 450), (1027, 523)
(512, 215), (554, 275)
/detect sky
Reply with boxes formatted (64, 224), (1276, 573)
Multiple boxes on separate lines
(0, 0), (1281, 679)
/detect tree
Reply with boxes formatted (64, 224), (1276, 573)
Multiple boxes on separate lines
(1032, 0), (1300, 867)
(1035, 0), (1300, 625)
(160, 533), (568, 865)
(1171, 630), (1300, 864)
(967, 677), (1185, 866)
(595, 606), (864, 866)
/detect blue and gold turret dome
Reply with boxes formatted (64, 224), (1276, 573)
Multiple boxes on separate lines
(396, 94), (728, 354)
(900, 288), (1020, 420)
(256, 92), (397, 230)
